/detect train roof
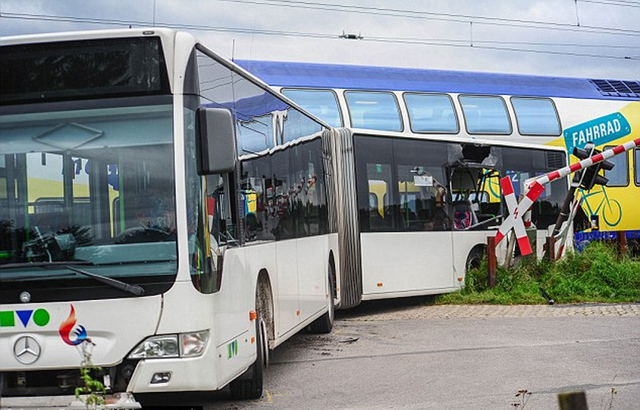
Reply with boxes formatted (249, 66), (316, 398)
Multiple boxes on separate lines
(235, 60), (640, 101)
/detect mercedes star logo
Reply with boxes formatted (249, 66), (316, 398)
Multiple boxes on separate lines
(13, 336), (41, 365)
(19, 291), (31, 303)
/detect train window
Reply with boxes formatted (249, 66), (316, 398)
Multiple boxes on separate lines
(459, 95), (511, 135)
(281, 88), (343, 127)
(604, 146), (629, 187)
(511, 97), (561, 136)
(345, 91), (403, 132)
(404, 93), (459, 133)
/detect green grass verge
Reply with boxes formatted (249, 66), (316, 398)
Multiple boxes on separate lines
(436, 241), (640, 305)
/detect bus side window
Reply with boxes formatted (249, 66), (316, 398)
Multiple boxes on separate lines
(207, 174), (237, 246)
(367, 177), (391, 230)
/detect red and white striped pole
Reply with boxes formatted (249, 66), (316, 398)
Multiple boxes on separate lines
(497, 137), (640, 256)
(494, 177), (544, 254)
(526, 137), (640, 189)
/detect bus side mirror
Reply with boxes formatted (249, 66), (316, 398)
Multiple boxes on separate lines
(197, 108), (237, 175)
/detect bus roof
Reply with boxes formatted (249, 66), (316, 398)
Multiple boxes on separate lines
(235, 60), (640, 101)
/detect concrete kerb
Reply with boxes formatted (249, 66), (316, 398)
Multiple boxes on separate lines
(342, 303), (640, 321)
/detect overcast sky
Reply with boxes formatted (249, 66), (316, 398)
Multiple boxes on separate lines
(1, 0), (640, 80)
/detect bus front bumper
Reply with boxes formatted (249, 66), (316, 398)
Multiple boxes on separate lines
(0, 393), (141, 410)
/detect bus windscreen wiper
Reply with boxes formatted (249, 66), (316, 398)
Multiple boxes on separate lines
(62, 265), (145, 296)
(0, 261), (95, 270)
(0, 262), (145, 296)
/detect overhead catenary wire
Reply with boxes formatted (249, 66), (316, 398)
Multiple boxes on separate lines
(581, 0), (640, 7)
(4, 0), (640, 38)
(1, 1), (639, 61)
(5, 0), (640, 38)
(212, 0), (640, 37)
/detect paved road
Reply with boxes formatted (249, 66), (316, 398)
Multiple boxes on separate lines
(198, 300), (640, 410)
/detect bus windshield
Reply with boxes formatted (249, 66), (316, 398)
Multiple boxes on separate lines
(0, 98), (177, 303)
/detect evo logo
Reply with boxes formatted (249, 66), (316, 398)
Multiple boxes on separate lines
(0, 309), (51, 328)
(227, 340), (238, 359)
(564, 112), (631, 155)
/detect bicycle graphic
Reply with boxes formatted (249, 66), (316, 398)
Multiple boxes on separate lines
(483, 170), (622, 228)
(484, 171), (546, 202)
(579, 186), (623, 228)
(483, 169), (503, 202)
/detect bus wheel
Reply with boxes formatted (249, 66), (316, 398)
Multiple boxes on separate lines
(466, 246), (486, 273)
(308, 267), (335, 334)
(229, 292), (270, 399)
(230, 317), (265, 400)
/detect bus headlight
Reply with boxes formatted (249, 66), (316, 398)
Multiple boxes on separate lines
(180, 331), (209, 357)
(129, 335), (180, 359)
(129, 331), (209, 359)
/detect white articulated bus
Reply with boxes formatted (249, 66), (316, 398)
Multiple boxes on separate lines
(325, 129), (568, 306)
(236, 60), (640, 248)
(0, 29), (569, 407)
(0, 29), (337, 406)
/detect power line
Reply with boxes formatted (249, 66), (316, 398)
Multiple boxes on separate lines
(1, 11), (638, 61)
(365, 36), (638, 60)
(369, 36), (640, 50)
(4, 1), (640, 39)
(213, 0), (640, 37)
(0, 12), (334, 38)
(581, 0), (640, 7)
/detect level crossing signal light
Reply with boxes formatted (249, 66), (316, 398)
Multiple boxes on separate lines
(572, 143), (615, 190)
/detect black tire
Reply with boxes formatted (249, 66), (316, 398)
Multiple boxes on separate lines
(466, 246), (486, 273)
(229, 318), (265, 400)
(308, 269), (335, 334)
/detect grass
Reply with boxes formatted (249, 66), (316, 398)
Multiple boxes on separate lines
(436, 241), (640, 305)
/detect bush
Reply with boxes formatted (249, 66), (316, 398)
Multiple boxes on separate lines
(437, 241), (640, 305)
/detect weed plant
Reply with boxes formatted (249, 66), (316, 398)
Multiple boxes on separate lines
(437, 241), (640, 305)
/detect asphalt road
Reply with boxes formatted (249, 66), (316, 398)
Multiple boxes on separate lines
(186, 299), (640, 410)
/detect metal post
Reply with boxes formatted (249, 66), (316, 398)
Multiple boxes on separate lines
(558, 391), (588, 410)
(487, 236), (496, 288)
(504, 230), (516, 269)
(552, 184), (578, 238)
(545, 236), (556, 261)
(617, 231), (627, 258)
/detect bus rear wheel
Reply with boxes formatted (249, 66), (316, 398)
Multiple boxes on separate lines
(308, 266), (335, 334)
(466, 246), (486, 273)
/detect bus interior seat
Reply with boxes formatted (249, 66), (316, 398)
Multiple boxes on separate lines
(415, 198), (434, 221)
(452, 200), (477, 230)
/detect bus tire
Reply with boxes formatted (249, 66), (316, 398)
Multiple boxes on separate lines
(229, 286), (271, 400)
(308, 266), (335, 334)
(229, 318), (265, 400)
(466, 246), (486, 273)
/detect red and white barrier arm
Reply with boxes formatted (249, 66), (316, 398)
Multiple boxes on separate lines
(526, 137), (640, 189)
(496, 137), (640, 256)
